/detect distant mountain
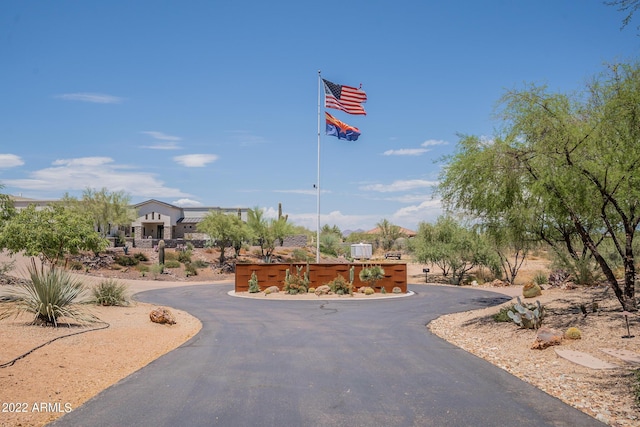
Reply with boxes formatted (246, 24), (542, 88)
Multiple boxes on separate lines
(342, 228), (365, 237)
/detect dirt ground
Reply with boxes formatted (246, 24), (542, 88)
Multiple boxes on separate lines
(1, 249), (640, 426)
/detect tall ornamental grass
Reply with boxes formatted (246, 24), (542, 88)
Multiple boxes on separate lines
(0, 259), (96, 326)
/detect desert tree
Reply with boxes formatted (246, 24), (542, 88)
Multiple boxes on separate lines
(247, 206), (294, 262)
(62, 188), (136, 238)
(197, 211), (250, 265)
(376, 219), (405, 251)
(410, 216), (497, 285)
(0, 203), (108, 265)
(440, 62), (640, 311)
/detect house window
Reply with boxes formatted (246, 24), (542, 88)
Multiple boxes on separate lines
(145, 214), (148, 220)
(158, 214), (161, 219)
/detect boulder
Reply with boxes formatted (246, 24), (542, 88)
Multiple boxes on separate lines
(522, 283), (542, 298)
(531, 327), (563, 350)
(149, 307), (176, 325)
(264, 285), (280, 295)
(314, 285), (331, 296)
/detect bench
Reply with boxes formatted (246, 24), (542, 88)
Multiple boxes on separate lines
(384, 252), (402, 260)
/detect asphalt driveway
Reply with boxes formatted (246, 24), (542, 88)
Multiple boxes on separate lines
(48, 284), (604, 427)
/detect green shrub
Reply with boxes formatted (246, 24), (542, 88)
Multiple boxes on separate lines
(363, 287), (375, 295)
(292, 248), (313, 262)
(164, 251), (179, 261)
(184, 262), (198, 277)
(192, 260), (208, 269)
(634, 369), (640, 406)
(0, 259), (96, 326)
(493, 304), (517, 322)
(392, 286), (402, 294)
(150, 264), (164, 279)
(308, 287), (316, 293)
(178, 250), (192, 264)
(533, 272), (548, 286)
(326, 275), (350, 295)
(115, 255), (139, 266)
(93, 279), (129, 306)
(164, 260), (181, 269)
(133, 252), (148, 262)
(68, 261), (84, 271)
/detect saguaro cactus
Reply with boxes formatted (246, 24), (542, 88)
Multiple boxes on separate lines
(158, 240), (165, 266)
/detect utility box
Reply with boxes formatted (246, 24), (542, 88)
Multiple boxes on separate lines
(350, 243), (372, 260)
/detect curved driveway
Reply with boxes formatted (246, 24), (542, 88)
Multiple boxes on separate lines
(49, 284), (603, 427)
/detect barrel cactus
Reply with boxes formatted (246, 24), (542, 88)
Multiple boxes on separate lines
(522, 282), (542, 298)
(565, 327), (582, 339)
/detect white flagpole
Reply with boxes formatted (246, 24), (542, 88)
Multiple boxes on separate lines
(316, 70), (321, 263)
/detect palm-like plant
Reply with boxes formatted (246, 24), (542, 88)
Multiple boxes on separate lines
(359, 265), (385, 290)
(0, 259), (96, 326)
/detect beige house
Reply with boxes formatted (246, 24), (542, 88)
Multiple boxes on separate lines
(8, 196), (248, 243)
(132, 199), (248, 241)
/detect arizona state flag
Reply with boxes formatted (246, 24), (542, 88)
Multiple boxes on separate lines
(325, 112), (361, 141)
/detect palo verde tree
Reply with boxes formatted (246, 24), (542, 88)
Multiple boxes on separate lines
(0, 184), (16, 224)
(247, 206), (294, 262)
(437, 135), (538, 285)
(62, 188), (136, 238)
(376, 219), (405, 251)
(197, 211), (250, 265)
(0, 203), (108, 265)
(409, 215), (497, 285)
(439, 62), (640, 311)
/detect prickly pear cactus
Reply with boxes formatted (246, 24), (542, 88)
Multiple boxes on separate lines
(507, 297), (544, 329)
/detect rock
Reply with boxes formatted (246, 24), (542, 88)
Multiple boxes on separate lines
(522, 283), (542, 298)
(149, 307), (176, 325)
(531, 327), (563, 350)
(314, 285), (331, 296)
(264, 285), (280, 295)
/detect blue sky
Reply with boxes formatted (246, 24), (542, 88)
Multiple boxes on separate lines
(1, 1), (638, 232)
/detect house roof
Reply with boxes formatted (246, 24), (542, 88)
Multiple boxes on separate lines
(177, 217), (205, 224)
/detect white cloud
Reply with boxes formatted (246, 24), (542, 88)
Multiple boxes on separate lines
(383, 194), (433, 204)
(391, 199), (444, 228)
(0, 154), (24, 168)
(142, 143), (182, 150)
(172, 198), (203, 207)
(55, 93), (123, 104)
(2, 156), (189, 198)
(421, 139), (448, 147)
(173, 154), (219, 167)
(140, 131), (183, 150)
(360, 179), (438, 193)
(383, 148), (429, 156)
(288, 210), (379, 232)
(140, 131), (183, 142)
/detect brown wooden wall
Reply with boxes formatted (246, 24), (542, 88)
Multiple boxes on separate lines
(235, 263), (407, 293)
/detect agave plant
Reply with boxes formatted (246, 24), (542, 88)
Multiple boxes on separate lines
(0, 258), (97, 326)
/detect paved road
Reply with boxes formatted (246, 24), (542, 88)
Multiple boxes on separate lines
(49, 284), (604, 427)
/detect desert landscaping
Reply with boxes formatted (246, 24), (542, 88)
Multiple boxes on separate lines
(1, 247), (640, 426)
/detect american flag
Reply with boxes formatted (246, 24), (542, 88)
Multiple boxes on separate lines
(322, 79), (367, 115)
